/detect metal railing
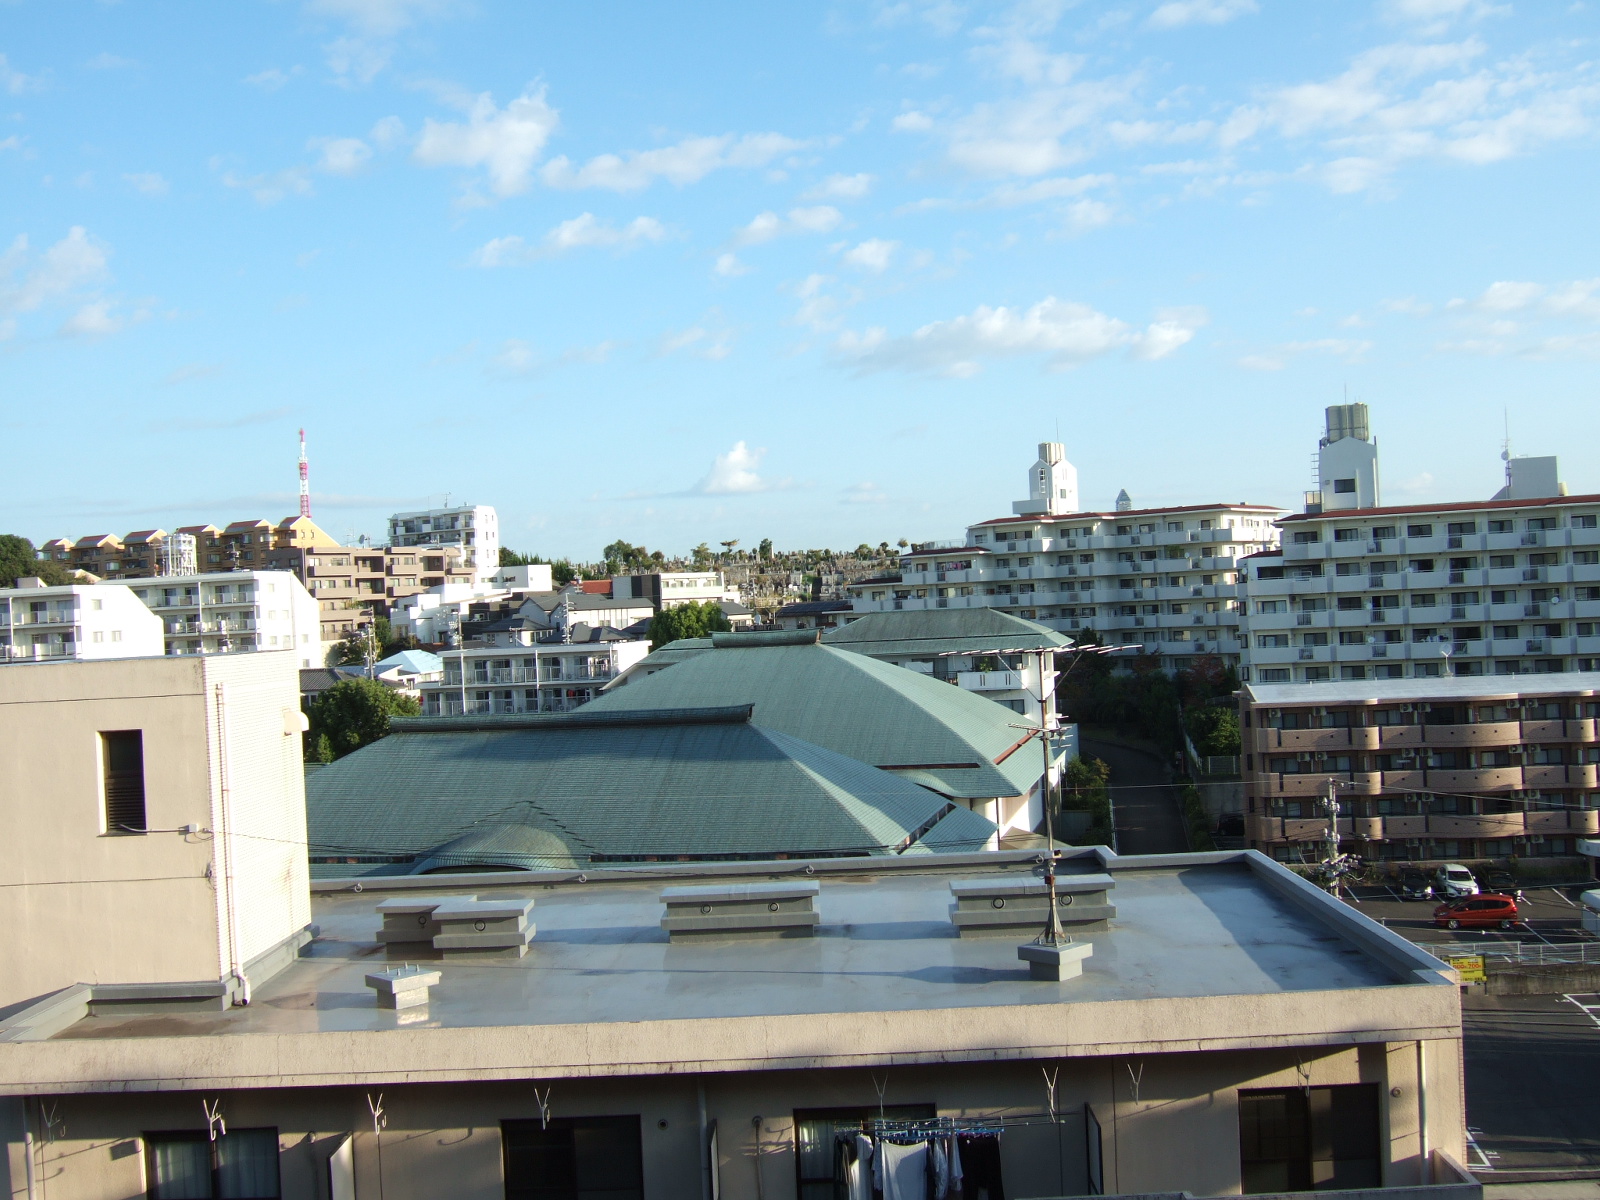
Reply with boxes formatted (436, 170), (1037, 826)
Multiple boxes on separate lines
(1425, 939), (1600, 966)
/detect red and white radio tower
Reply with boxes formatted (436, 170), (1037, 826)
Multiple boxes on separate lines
(298, 428), (312, 518)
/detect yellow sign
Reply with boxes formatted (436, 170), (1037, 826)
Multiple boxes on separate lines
(1447, 955), (1486, 983)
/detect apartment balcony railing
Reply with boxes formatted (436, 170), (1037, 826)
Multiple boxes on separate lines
(12, 610), (73, 625)
(1, 644), (74, 662)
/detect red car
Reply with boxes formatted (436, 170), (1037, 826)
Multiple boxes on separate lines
(1434, 894), (1520, 931)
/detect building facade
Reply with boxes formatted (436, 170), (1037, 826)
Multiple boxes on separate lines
(388, 504), (500, 585)
(41, 516), (341, 580)
(107, 571), (323, 668)
(846, 444), (1284, 672)
(1241, 674), (1600, 867)
(1238, 408), (1597, 685)
(266, 542), (476, 644)
(424, 629), (652, 716)
(0, 582), (164, 664)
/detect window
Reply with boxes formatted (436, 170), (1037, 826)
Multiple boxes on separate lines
(145, 1128), (280, 1199)
(1292, 530), (1321, 543)
(1407, 524), (1434, 538)
(1332, 478), (1356, 494)
(503, 1116), (642, 1200)
(1488, 519), (1514, 534)
(1577, 551), (1599, 565)
(1490, 555), (1516, 569)
(794, 1106), (934, 1200)
(102, 730), (146, 834)
(1448, 522), (1477, 536)
(1575, 515), (1598, 529)
(1239, 1085), (1380, 1195)
(1372, 526), (1396, 540)
(1333, 528), (1361, 542)
(1529, 516), (1558, 531)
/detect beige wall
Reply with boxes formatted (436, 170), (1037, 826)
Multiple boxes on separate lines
(0, 653), (310, 1012)
(1, 1041), (1463, 1200)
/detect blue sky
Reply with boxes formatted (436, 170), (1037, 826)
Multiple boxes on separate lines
(3, 0), (1598, 558)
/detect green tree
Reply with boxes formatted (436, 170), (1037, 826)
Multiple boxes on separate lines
(691, 542), (712, 569)
(1186, 706), (1241, 757)
(648, 601), (732, 650)
(1060, 754), (1114, 847)
(500, 547), (550, 567)
(0, 535), (72, 586)
(758, 538), (773, 561)
(551, 559), (579, 586)
(306, 678), (420, 760)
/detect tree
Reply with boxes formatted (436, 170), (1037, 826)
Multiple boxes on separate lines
(551, 559), (580, 586)
(500, 547), (551, 567)
(306, 678), (420, 760)
(758, 538), (773, 561)
(0, 535), (72, 587)
(691, 542), (712, 569)
(648, 601), (732, 650)
(1186, 706), (1242, 757)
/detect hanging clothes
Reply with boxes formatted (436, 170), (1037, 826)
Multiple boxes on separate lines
(930, 1138), (949, 1199)
(948, 1134), (963, 1199)
(956, 1133), (1004, 1200)
(850, 1134), (874, 1200)
(876, 1139), (930, 1200)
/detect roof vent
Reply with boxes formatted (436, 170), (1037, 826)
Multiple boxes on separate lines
(660, 881), (821, 941)
(948, 873), (1116, 936)
(364, 965), (440, 1010)
(373, 895), (536, 957)
(710, 629), (820, 648)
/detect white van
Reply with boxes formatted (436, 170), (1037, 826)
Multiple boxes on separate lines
(1435, 863), (1480, 899)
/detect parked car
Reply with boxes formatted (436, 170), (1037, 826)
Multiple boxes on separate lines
(1400, 870), (1434, 901)
(1434, 894), (1520, 931)
(1480, 869), (1525, 902)
(1216, 813), (1245, 837)
(1435, 863), (1480, 899)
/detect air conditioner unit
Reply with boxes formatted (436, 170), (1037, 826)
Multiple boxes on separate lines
(1312, 707), (1328, 716)
(1400, 703), (1413, 712)
(1418, 703), (1432, 712)
(1297, 752), (1314, 762)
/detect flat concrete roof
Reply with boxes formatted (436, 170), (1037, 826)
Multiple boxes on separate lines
(1245, 673), (1600, 706)
(0, 851), (1467, 1096)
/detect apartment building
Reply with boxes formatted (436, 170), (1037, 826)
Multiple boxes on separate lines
(1239, 408), (1599, 684)
(388, 503), (500, 585)
(846, 442), (1284, 672)
(611, 570), (743, 611)
(1241, 674), (1600, 867)
(423, 625), (652, 716)
(106, 571), (323, 668)
(0, 582), (164, 663)
(266, 542), (476, 643)
(41, 516), (340, 579)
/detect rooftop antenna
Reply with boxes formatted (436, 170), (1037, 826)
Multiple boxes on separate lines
(298, 429), (312, 519)
(1501, 409), (1512, 489)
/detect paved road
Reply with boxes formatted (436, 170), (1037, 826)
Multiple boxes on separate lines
(1079, 738), (1189, 856)
(1463, 992), (1600, 1175)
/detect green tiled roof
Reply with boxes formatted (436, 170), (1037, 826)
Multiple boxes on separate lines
(585, 641), (1042, 799)
(822, 608), (1072, 659)
(305, 706), (997, 874)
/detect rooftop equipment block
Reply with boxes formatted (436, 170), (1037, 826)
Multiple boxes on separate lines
(430, 897), (536, 957)
(374, 896), (472, 944)
(949, 873), (1116, 936)
(364, 965), (441, 1009)
(1017, 940), (1094, 981)
(660, 880), (821, 941)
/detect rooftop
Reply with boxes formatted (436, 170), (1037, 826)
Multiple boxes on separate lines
(820, 607), (1072, 659)
(304, 705), (997, 875)
(1246, 671), (1600, 707)
(972, 502), (1288, 526)
(1280, 492), (1600, 523)
(584, 634), (1044, 799)
(0, 850), (1461, 1094)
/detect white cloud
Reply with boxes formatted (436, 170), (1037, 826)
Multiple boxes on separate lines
(693, 441), (782, 495)
(1146, 0), (1257, 30)
(312, 136), (372, 175)
(0, 136), (20, 153)
(834, 297), (1206, 376)
(984, 173), (1116, 206)
(562, 340), (622, 365)
(60, 299), (124, 338)
(86, 53), (139, 70)
(1381, 296), (1433, 315)
(892, 111), (935, 132)
(541, 132), (803, 192)
(1, 227), (110, 316)
(0, 54), (39, 96)
(370, 115), (406, 148)
(1383, 0), (1509, 36)
(123, 172), (169, 196)
(472, 214), (667, 266)
(1062, 198), (1115, 232)
(733, 206), (843, 246)
(841, 239), (898, 272)
(802, 172), (874, 200)
(841, 482), (888, 504)
(1239, 337), (1372, 369)
(414, 86), (560, 197)
(714, 253), (750, 277)
(792, 274), (850, 332)
(222, 167), (314, 205)
(244, 67), (300, 91)
(491, 338), (536, 375)
(306, 0), (454, 37)
(661, 324), (733, 360)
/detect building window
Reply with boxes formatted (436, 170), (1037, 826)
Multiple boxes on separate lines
(145, 1128), (280, 1199)
(502, 1116), (642, 1200)
(102, 730), (146, 834)
(1332, 478), (1356, 493)
(1239, 1085), (1379, 1194)
(795, 1106), (935, 1200)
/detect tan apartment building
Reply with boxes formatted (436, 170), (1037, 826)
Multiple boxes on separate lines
(1241, 673), (1600, 867)
(41, 516), (341, 579)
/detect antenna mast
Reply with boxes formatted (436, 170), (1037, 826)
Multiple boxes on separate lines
(298, 428), (312, 518)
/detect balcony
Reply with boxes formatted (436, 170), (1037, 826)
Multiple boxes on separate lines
(14, 610), (73, 626)
(957, 669), (1026, 692)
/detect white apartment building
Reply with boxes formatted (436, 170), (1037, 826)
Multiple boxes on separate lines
(388, 504), (500, 585)
(423, 626), (651, 716)
(610, 570), (743, 610)
(391, 583), (516, 644)
(847, 442), (1285, 672)
(0, 582), (164, 664)
(108, 571), (323, 668)
(1240, 405), (1600, 684)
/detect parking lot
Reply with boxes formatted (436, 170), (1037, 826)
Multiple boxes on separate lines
(1342, 879), (1594, 947)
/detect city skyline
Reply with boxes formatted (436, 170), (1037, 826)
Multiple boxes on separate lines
(3, 1), (1598, 557)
